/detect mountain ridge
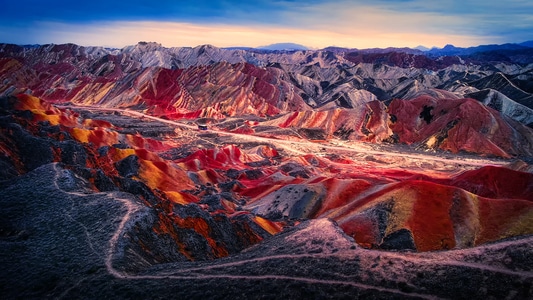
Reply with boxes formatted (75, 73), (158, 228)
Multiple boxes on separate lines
(257, 42), (310, 51)
(5, 39), (533, 56)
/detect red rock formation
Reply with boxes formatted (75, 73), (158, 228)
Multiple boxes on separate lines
(0, 94), (282, 260)
(325, 180), (533, 251)
(445, 166), (533, 199)
(0, 52), (309, 118)
(388, 95), (533, 157)
(240, 149), (533, 251)
(2, 46), (533, 256)
(263, 100), (392, 142)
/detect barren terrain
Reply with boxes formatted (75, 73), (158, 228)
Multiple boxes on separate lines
(1, 42), (533, 298)
(74, 106), (510, 171)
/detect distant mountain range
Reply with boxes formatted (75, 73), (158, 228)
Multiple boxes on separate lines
(2, 40), (533, 157)
(223, 40), (533, 55)
(257, 43), (309, 51)
(224, 43), (310, 52)
(425, 42), (533, 57)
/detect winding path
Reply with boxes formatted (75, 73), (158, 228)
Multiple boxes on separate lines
(49, 162), (533, 299)
(49, 106), (531, 299)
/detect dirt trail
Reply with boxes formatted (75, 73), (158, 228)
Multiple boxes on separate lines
(48, 107), (532, 299)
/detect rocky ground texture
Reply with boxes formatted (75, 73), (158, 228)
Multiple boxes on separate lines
(0, 93), (532, 298)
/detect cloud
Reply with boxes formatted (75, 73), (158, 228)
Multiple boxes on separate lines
(0, 0), (531, 48)
(0, 0), (295, 25)
(357, 0), (533, 41)
(3, 20), (494, 49)
(277, 1), (526, 44)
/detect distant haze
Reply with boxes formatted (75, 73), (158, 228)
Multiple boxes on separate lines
(258, 43), (309, 51)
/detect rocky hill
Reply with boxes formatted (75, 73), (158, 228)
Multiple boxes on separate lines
(1, 42), (533, 298)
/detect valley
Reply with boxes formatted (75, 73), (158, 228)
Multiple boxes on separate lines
(74, 105), (509, 171)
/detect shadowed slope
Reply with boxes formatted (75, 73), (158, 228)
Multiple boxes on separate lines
(2, 171), (532, 299)
(0, 94), (281, 262)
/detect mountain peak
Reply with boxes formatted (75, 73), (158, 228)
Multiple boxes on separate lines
(442, 44), (458, 50)
(519, 40), (533, 48)
(124, 41), (163, 52)
(414, 45), (430, 51)
(136, 41), (162, 48)
(257, 43), (309, 51)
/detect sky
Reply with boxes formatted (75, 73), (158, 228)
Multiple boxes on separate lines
(0, 0), (532, 49)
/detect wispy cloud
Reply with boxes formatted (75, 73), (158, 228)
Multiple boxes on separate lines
(277, 1), (525, 44)
(0, 0), (531, 48)
(8, 20), (492, 49)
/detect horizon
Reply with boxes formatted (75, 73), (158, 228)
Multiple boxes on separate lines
(4, 40), (533, 52)
(1, 1), (532, 49)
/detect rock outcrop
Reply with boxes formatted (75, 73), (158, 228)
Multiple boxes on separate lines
(388, 95), (533, 157)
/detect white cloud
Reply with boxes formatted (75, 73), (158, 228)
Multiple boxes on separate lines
(278, 2), (500, 45)
(0, 0), (531, 48)
(5, 0), (531, 49)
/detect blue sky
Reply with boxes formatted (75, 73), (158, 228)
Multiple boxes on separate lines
(1, 0), (532, 48)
